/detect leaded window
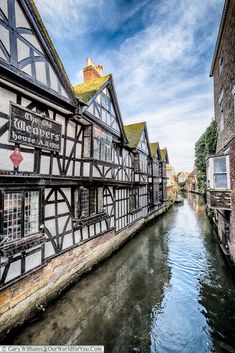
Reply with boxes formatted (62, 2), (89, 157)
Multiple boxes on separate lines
(129, 188), (139, 211)
(2, 191), (40, 242)
(93, 127), (112, 162)
(139, 153), (148, 173)
(75, 187), (103, 218)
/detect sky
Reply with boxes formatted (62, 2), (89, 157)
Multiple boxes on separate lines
(34, 0), (224, 172)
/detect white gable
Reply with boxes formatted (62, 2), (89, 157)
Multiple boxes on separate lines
(86, 87), (121, 135)
(138, 130), (148, 153)
(0, 0), (69, 99)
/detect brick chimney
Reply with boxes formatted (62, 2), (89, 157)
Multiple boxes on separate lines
(83, 58), (103, 82)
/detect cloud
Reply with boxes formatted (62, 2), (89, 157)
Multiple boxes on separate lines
(95, 0), (223, 171)
(35, 0), (224, 171)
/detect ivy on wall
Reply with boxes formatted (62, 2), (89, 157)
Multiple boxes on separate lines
(194, 120), (217, 194)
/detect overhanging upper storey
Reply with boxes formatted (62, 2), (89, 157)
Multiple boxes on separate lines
(0, 0), (76, 106)
(73, 61), (128, 144)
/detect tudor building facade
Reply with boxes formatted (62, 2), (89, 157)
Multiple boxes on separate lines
(206, 0), (235, 259)
(0, 0), (170, 313)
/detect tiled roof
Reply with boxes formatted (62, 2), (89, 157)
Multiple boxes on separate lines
(73, 75), (111, 102)
(124, 122), (145, 149)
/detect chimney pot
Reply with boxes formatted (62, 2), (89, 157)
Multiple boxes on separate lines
(83, 59), (103, 82)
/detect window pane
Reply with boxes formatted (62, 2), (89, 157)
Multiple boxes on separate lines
(3, 193), (22, 241)
(106, 144), (112, 162)
(97, 188), (103, 213)
(24, 191), (39, 236)
(94, 138), (100, 160)
(214, 174), (227, 189)
(89, 187), (96, 215)
(214, 157), (226, 173)
(74, 188), (81, 218)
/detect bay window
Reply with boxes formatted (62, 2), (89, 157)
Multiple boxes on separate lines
(93, 127), (112, 162)
(2, 190), (40, 242)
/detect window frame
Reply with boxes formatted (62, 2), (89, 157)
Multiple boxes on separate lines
(129, 188), (140, 211)
(207, 155), (230, 190)
(0, 188), (43, 244)
(74, 186), (104, 219)
(93, 127), (112, 162)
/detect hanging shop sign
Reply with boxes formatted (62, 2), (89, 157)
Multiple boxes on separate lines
(9, 103), (62, 152)
(10, 148), (23, 168)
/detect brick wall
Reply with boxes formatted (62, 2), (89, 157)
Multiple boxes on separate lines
(213, 2), (235, 152)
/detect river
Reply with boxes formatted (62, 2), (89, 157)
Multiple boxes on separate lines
(7, 193), (235, 352)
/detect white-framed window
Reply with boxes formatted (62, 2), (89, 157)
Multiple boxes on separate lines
(2, 190), (40, 242)
(207, 155), (230, 190)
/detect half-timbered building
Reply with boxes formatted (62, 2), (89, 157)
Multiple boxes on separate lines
(160, 148), (169, 202)
(149, 142), (161, 211)
(0, 0), (172, 336)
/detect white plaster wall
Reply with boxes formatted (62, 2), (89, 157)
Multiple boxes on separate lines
(19, 151), (34, 172)
(35, 61), (47, 85)
(40, 155), (50, 174)
(5, 260), (21, 283)
(0, 86), (16, 114)
(25, 251), (41, 272)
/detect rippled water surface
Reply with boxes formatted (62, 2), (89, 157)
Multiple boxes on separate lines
(9, 194), (235, 352)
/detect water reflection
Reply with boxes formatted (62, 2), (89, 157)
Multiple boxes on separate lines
(7, 194), (235, 353)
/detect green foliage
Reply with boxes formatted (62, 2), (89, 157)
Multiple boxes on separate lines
(194, 120), (217, 194)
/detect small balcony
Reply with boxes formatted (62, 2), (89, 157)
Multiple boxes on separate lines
(207, 154), (231, 210)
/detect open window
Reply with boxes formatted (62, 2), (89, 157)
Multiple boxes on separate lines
(1, 190), (41, 243)
(207, 155), (230, 190)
